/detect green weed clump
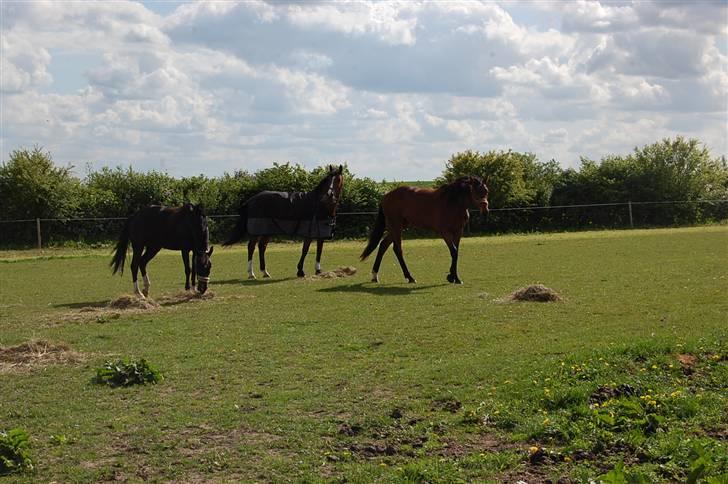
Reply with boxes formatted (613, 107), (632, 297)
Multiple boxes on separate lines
(465, 338), (728, 482)
(0, 428), (33, 475)
(93, 358), (162, 387)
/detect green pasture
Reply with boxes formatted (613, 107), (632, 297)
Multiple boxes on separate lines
(1, 227), (726, 482)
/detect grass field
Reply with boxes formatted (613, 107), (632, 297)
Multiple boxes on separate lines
(1, 227), (726, 482)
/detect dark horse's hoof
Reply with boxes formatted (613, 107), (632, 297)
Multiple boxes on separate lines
(297, 270), (305, 278)
(407, 277), (417, 284)
(315, 270), (322, 275)
(447, 274), (463, 284)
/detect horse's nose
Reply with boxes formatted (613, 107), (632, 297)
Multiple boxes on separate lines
(480, 200), (489, 214)
(196, 281), (208, 294)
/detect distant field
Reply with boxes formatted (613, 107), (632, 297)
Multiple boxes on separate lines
(1, 227), (726, 481)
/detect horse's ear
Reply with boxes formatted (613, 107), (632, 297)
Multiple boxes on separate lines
(338, 164), (343, 174)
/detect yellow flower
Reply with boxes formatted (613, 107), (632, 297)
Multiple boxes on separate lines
(529, 446), (540, 454)
(504, 380), (512, 384)
(564, 456), (572, 463)
(543, 418), (551, 425)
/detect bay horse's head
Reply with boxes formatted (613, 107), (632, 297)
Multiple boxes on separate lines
(186, 203), (214, 293)
(318, 165), (345, 216)
(459, 176), (489, 214)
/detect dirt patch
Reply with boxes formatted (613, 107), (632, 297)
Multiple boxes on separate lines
(502, 284), (563, 303)
(0, 339), (85, 373)
(589, 383), (639, 404)
(305, 266), (357, 280)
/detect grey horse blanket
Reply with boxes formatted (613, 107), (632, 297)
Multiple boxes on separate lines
(246, 191), (335, 238)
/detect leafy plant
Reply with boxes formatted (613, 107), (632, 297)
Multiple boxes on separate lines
(93, 358), (162, 387)
(0, 428), (33, 475)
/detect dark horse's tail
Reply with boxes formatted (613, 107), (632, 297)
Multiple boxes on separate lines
(110, 216), (132, 275)
(360, 205), (386, 261)
(222, 204), (248, 246)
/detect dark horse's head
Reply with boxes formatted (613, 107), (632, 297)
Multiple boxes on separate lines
(448, 176), (490, 214)
(185, 203), (214, 293)
(316, 165), (345, 216)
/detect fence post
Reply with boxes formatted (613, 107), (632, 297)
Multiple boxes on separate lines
(36, 218), (42, 251)
(628, 201), (633, 228)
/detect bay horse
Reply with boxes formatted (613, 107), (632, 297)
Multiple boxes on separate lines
(223, 165), (344, 278)
(360, 176), (489, 284)
(110, 203), (214, 298)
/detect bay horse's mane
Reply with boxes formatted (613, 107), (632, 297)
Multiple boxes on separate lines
(438, 176), (481, 204)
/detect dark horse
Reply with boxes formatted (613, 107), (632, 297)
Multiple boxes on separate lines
(360, 176), (489, 284)
(110, 203), (214, 298)
(223, 165), (344, 278)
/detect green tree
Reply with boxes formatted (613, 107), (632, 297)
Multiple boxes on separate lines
(0, 147), (80, 220)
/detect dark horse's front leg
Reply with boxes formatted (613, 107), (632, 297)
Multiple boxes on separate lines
(444, 233), (463, 284)
(297, 238), (312, 277)
(182, 250), (192, 290)
(247, 237), (259, 279)
(315, 239), (325, 275)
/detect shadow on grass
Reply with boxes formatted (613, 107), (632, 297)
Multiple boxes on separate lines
(53, 300), (109, 309)
(317, 282), (444, 295)
(214, 276), (297, 286)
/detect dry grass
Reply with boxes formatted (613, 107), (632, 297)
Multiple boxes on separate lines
(0, 339), (85, 373)
(108, 294), (160, 310)
(305, 266), (357, 280)
(504, 284), (563, 302)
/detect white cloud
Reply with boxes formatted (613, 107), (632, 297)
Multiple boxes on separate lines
(1, 0), (726, 180)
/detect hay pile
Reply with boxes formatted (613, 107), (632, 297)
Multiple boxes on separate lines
(108, 294), (159, 310)
(157, 291), (215, 305)
(0, 339), (84, 372)
(306, 266), (357, 280)
(505, 284), (562, 302)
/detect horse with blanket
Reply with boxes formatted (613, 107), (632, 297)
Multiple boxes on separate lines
(223, 165), (344, 278)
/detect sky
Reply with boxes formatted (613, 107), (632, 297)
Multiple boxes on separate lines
(1, 0), (726, 181)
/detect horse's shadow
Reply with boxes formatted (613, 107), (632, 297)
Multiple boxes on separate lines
(53, 300), (108, 309)
(317, 281), (444, 296)
(215, 276), (297, 286)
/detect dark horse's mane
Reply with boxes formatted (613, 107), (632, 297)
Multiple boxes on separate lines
(438, 176), (480, 204)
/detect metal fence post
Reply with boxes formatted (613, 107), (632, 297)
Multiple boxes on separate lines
(36, 218), (42, 251)
(628, 201), (634, 228)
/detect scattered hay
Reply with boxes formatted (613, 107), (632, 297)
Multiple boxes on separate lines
(503, 284), (563, 303)
(156, 290), (215, 305)
(108, 294), (159, 310)
(306, 266), (357, 280)
(0, 339), (85, 372)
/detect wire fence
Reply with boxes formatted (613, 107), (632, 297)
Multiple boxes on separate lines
(1, 199), (726, 250)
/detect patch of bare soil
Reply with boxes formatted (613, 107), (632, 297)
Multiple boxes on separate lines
(305, 266), (357, 280)
(503, 284), (563, 303)
(0, 339), (85, 373)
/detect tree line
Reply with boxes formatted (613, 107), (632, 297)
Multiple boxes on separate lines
(1, 136), (726, 246)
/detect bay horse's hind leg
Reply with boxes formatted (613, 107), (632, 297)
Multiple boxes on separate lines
(297, 238), (312, 277)
(247, 237), (259, 279)
(315, 239), (324, 275)
(139, 246), (161, 297)
(371, 234), (393, 283)
(182, 250), (192, 290)
(258, 236), (271, 278)
(130, 244), (144, 298)
(391, 231), (416, 284)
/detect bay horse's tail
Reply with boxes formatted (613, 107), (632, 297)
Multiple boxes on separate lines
(222, 204), (248, 246)
(110, 216), (132, 275)
(360, 205), (386, 261)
